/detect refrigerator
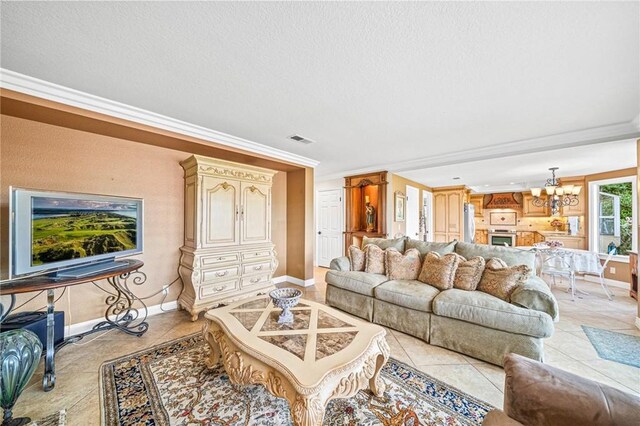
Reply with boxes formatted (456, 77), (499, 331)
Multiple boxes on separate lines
(464, 203), (475, 243)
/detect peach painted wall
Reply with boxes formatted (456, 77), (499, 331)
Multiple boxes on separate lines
(0, 114), (288, 324)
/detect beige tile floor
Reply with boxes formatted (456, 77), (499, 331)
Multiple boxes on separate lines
(14, 267), (640, 424)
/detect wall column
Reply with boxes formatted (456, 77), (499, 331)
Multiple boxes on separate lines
(286, 168), (315, 283)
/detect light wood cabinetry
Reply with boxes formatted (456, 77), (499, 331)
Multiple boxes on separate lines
(558, 178), (586, 216)
(470, 195), (484, 217)
(178, 155), (277, 321)
(475, 229), (488, 244)
(522, 194), (549, 217)
(516, 231), (536, 247)
(433, 187), (466, 242)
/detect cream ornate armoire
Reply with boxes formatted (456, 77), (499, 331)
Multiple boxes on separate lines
(178, 155), (278, 320)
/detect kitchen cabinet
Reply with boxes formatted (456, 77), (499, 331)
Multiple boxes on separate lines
(558, 178), (586, 216)
(475, 229), (488, 244)
(516, 231), (536, 247)
(433, 187), (466, 242)
(522, 194), (549, 217)
(470, 195), (484, 217)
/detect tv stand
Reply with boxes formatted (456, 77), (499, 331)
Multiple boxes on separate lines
(0, 259), (147, 392)
(55, 259), (125, 278)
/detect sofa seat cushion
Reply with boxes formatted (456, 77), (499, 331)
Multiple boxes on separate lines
(325, 270), (388, 296)
(432, 289), (553, 338)
(374, 280), (440, 313)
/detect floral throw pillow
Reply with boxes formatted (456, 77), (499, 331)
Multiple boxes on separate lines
(364, 244), (386, 275)
(453, 255), (486, 291)
(418, 251), (461, 290)
(348, 245), (366, 271)
(386, 248), (421, 280)
(478, 257), (532, 301)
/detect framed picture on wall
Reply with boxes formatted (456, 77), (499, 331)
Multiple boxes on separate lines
(394, 191), (406, 222)
(490, 211), (517, 226)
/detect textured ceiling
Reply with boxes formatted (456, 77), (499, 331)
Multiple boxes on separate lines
(398, 139), (637, 193)
(1, 2), (639, 177)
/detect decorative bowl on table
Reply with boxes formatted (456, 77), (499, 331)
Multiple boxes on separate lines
(269, 288), (302, 324)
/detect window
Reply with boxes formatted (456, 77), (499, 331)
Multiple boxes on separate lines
(590, 177), (636, 257)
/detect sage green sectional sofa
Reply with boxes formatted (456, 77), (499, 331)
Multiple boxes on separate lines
(325, 238), (559, 366)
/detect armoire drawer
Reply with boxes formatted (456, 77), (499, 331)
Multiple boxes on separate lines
(201, 253), (240, 267)
(241, 273), (271, 288)
(201, 265), (240, 282)
(199, 279), (240, 299)
(242, 261), (272, 275)
(242, 250), (272, 261)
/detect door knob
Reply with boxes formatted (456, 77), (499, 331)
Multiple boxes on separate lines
(318, 231), (322, 235)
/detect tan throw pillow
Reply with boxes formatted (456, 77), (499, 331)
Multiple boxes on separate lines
(348, 245), (366, 271)
(478, 257), (532, 301)
(364, 244), (386, 275)
(453, 255), (486, 291)
(386, 248), (421, 280)
(418, 251), (460, 290)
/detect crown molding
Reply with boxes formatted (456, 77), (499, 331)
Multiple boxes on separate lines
(0, 68), (320, 168)
(318, 120), (640, 181)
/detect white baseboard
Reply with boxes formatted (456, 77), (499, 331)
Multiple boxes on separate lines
(65, 300), (178, 337)
(582, 275), (628, 289)
(272, 275), (315, 288)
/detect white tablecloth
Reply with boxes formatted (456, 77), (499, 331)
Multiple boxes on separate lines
(517, 247), (602, 274)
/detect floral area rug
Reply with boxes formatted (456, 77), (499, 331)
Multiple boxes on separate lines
(100, 333), (493, 425)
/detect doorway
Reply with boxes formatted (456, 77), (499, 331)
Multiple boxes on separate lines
(406, 185), (420, 240)
(316, 189), (343, 267)
(423, 190), (433, 242)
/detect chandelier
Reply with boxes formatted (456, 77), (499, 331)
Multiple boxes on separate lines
(530, 167), (581, 216)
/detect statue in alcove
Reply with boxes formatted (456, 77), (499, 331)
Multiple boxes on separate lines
(365, 203), (376, 232)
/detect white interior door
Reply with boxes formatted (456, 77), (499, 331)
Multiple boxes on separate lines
(406, 185), (420, 239)
(423, 190), (433, 242)
(317, 189), (343, 267)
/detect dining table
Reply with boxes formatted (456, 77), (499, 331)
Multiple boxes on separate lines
(515, 245), (603, 275)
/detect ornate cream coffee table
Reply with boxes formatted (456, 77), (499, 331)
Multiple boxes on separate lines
(203, 296), (389, 426)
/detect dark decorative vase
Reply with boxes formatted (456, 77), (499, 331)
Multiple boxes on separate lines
(0, 329), (43, 426)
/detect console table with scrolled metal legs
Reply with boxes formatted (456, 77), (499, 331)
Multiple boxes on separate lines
(0, 259), (148, 391)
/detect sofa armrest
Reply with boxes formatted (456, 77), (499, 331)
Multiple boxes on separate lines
(510, 276), (559, 321)
(503, 353), (640, 426)
(329, 256), (350, 271)
(482, 410), (524, 426)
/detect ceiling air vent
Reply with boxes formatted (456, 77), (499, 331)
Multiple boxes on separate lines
(288, 134), (315, 144)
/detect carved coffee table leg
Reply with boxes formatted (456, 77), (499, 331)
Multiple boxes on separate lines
(370, 337), (390, 397)
(291, 394), (325, 426)
(203, 321), (222, 369)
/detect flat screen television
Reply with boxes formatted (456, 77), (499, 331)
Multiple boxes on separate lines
(10, 188), (143, 278)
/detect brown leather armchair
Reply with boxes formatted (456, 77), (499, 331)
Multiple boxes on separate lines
(483, 353), (640, 426)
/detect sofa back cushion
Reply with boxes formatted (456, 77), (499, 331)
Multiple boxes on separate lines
(453, 254), (486, 291)
(478, 258), (532, 301)
(455, 241), (536, 270)
(348, 245), (366, 271)
(406, 239), (457, 257)
(364, 244), (386, 274)
(386, 248), (421, 280)
(362, 236), (406, 252)
(418, 252), (461, 290)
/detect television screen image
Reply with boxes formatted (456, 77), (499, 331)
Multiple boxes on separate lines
(31, 197), (139, 266)
(10, 188), (143, 278)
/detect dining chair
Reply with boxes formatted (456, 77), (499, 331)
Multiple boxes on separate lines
(576, 251), (614, 301)
(539, 249), (578, 300)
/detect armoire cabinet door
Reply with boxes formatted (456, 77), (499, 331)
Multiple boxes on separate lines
(202, 177), (240, 247)
(240, 182), (271, 244)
